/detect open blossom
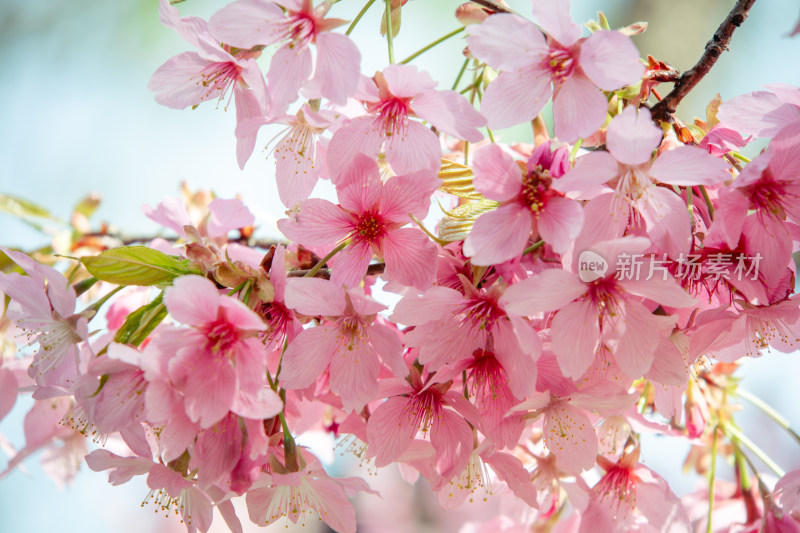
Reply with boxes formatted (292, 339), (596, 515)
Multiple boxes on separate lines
(717, 83), (800, 139)
(246, 450), (371, 533)
(279, 278), (405, 413)
(503, 237), (696, 379)
(148, 0), (271, 168)
(554, 106), (729, 257)
(366, 369), (479, 481)
(463, 141), (582, 264)
(157, 275), (281, 428)
(0, 248), (88, 391)
(716, 122), (800, 284)
(326, 64), (487, 177)
(467, 0), (643, 141)
(279, 153), (440, 289)
(209, 0), (360, 114)
(578, 446), (690, 532)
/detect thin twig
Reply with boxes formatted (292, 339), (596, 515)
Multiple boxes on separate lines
(288, 262), (386, 279)
(650, 0), (757, 122)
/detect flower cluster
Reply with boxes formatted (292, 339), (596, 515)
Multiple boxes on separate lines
(2, 0), (800, 532)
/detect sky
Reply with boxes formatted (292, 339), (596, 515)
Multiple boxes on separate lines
(2, 0), (800, 531)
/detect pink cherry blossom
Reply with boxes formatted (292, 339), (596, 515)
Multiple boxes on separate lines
(467, 0), (643, 141)
(245, 449), (370, 533)
(503, 237), (696, 379)
(158, 275), (281, 428)
(209, 0), (361, 114)
(279, 153), (440, 290)
(554, 106), (730, 257)
(326, 65), (486, 177)
(463, 142), (582, 264)
(148, 0), (271, 168)
(717, 84), (800, 139)
(715, 122), (800, 283)
(279, 278), (405, 413)
(0, 248), (88, 390)
(366, 368), (479, 481)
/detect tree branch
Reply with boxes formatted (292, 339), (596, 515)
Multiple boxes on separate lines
(649, 0), (757, 122)
(287, 263), (386, 279)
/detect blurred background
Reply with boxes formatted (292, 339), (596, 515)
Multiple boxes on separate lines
(2, 0), (800, 531)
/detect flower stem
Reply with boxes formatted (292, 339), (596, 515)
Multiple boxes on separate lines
(736, 388), (800, 447)
(451, 57), (469, 91)
(723, 422), (785, 477)
(409, 214), (449, 246)
(699, 185), (714, 218)
(304, 240), (349, 278)
(569, 139), (583, 163)
(522, 240), (545, 255)
(82, 285), (125, 320)
(384, 0), (395, 64)
(346, 0), (376, 36)
(707, 425), (719, 533)
(399, 27), (465, 64)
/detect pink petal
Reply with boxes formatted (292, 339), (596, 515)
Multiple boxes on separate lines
(552, 151), (619, 200)
(411, 89), (486, 143)
(503, 268), (588, 315)
(717, 90), (800, 138)
(493, 319), (539, 398)
(607, 300), (660, 378)
(391, 286), (465, 325)
(219, 296), (268, 332)
(579, 30), (643, 90)
(326, 116), (385, 181)
(649, 146), (730, 186)
(148, 52), (219, 110)
(618, 278), (696, 308)
(195, 415), (242, 487)
(0, 369), (17, 422)
(142, 196), (192, 237)
(274, 130), (321, 207)
(266, 43), (313, 115)
(381, 64), (438, 98)
(544, 400), (597, 473)
(636, 186), (691, 258)
(532, 0), (581, 45)
(279, 326), (338, 389)
(384, 119), (442, 174)
(646, 335), (689, 386)
(85, 449), (153, 485)
(336, 154), (382, 213)
(379, 170), (439, 223)
(472, 144), (523, 202)
(430, 408), (473, 480)
(184, 360), (236, 428)
(366, 396), (417, 466)
(552, 73), (608, 142)
(463, 204), (532, 266)
(231, 386), (283, 420)
(329, 340), (380, 413)
(278, 198), (352, 247)
(366, 323), (406, 377)
(551, 299), (599, 378)
(539, 196), (584, 253)
(208, 0), (285, 48)
(206, 198), (254, 238)
(284, 277), (345, 317)
(330, 239), (373, 289)
(770, 121), (800, 179)
(309, 32), (361, 106)
(481, 69), (552, 130)
(307, 477), (358, 533)
(165, 275), (220, 326)
(381, 228), (438, 290)
(606, 106), (662, 165)
(466, 14), (546, 71)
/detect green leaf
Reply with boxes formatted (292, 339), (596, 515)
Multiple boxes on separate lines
(113, 293), (167, 346)
(73, 194), (102, 219)
(0, 194), (62, 222)
(81, 246), (200, 286)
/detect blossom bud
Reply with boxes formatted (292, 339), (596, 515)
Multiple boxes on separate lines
(456, 3), (489, 25)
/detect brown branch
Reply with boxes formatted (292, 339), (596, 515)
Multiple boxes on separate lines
(649, 0), (757, 122)
(81, 231), (283, 250)
(468, 0), (512, 15)
(287, 262), (386, 279)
